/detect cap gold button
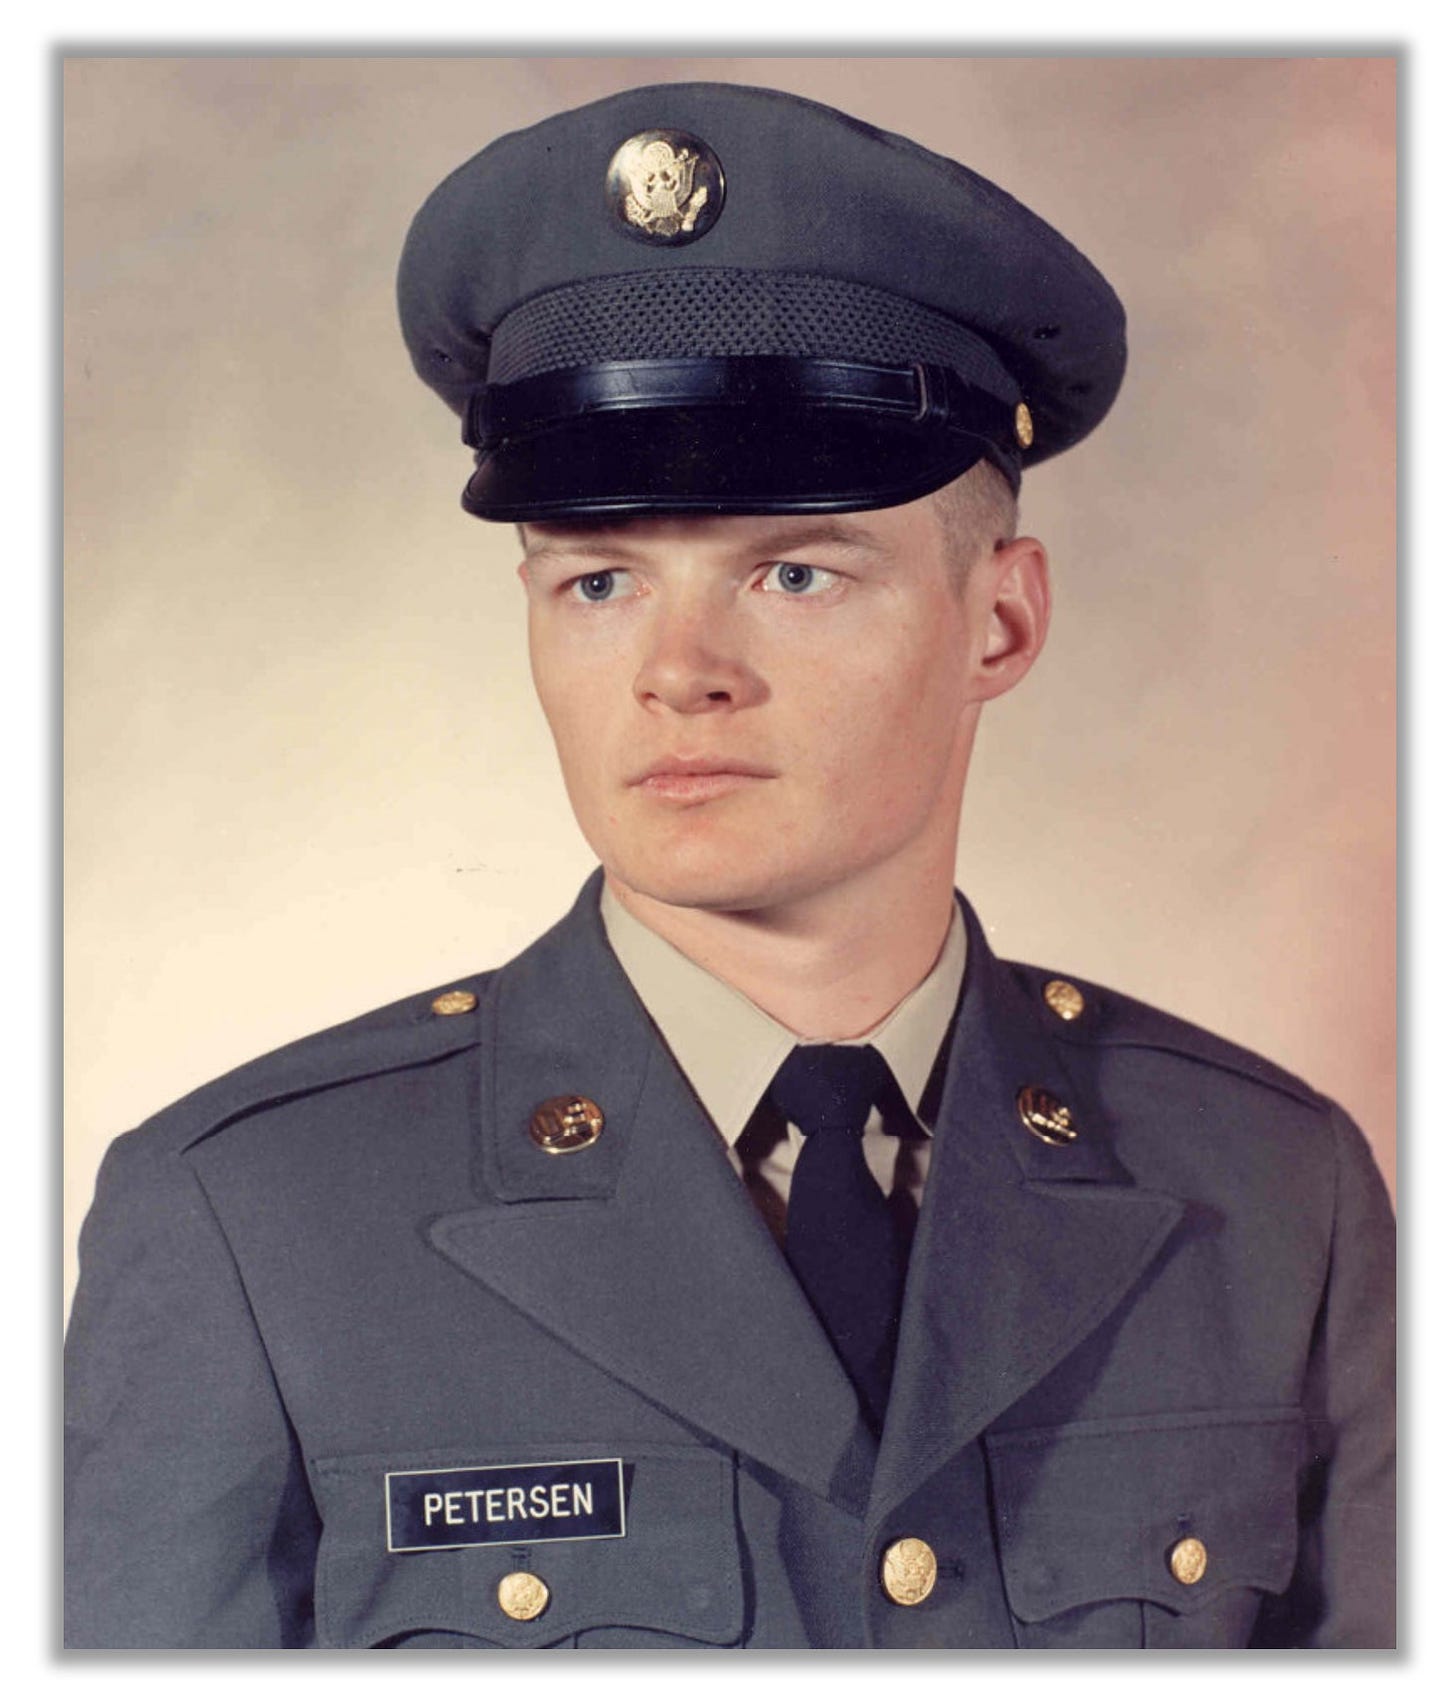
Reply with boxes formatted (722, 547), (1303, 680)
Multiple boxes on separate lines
(1042, 978), (1085, 1022)
(431, 989), (478, 1017)
(605, 128), (726, 246)
(497, 1570), (550, 1621)
(528, 1094), (605, 1154)
(880, 1536), (938, 1606)
(1168, 1536), (1208, 1586)
(1016, 1085), (1077, 1145)
(1015, 401), (1035, 448)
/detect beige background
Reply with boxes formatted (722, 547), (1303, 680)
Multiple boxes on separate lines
(64, 55), (1397, 1317)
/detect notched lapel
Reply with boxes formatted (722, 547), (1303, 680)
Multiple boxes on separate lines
(871, 904), (1186, 1524)
(428, 875), (875, 1512)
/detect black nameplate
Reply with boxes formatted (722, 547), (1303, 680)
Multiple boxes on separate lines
(385, 1457), (625, 1552)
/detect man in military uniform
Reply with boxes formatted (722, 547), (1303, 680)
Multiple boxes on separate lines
(64, 82), (1395, 1649)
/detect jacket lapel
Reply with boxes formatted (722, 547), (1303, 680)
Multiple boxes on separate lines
(427, 874), (875, 1513)
(427, 876), (1182, 1525)
(869, 902), (1186, 1526)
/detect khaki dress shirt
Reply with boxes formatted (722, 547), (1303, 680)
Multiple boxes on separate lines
(600, 887), (967, 1242)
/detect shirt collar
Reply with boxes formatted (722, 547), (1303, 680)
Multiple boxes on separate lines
(600, 883), (967, 1147)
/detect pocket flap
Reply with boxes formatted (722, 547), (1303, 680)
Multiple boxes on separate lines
(986, 1410), (1303, 1624)
(312, 1440), (742, 1648)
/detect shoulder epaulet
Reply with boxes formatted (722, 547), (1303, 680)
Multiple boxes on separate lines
(137, 972), (494, 1158)
(1003, 958), (1328, 1114)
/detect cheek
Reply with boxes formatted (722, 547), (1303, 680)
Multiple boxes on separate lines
(529, 631), (601, 782)
(539, 690), (620, 802)
(528, 619), (629, 759)
(803, 628), (967, 792)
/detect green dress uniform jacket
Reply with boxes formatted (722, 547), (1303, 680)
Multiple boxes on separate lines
(64, 874), (1396, 1648)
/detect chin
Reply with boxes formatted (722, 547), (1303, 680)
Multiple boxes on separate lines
(601, 838), (811, 916)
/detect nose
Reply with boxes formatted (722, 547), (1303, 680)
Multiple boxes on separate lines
(633, 600), (762, 715)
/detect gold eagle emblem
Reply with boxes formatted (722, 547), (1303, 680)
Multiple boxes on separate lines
(622, 138), (708, 237)
(605, 129), (725, 245)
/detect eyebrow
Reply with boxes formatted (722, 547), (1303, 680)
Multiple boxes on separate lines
(746, 520), (895, 559)
(520, 537), (638, 565)
(521, 518), (895, 564)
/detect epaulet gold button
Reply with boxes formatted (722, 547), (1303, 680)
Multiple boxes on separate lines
(1042, 978), (1085, 1021)
(431, 989), (478, 1017)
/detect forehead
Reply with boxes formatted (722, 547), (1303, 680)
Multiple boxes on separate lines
(519, 504), (940, 564)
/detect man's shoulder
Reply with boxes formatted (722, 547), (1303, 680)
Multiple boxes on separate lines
(996, 957), (1386, 1213)
(115, 970), (497, 1166)
(1001, 956), (1328, 1114)
(95, 878), (610, 1185)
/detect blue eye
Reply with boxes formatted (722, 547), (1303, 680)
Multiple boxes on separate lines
(764, 562), (834, 595)
(572, 570), (626, 603)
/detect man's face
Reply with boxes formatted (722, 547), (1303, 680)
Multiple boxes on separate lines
(518, 495), (1007, 916)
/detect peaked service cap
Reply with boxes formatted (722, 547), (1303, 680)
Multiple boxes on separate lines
(397, 82), (1127, 521)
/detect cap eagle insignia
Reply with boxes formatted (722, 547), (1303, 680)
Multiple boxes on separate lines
(619, 137), (710, 238)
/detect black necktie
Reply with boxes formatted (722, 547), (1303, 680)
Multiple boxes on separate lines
(768, 1043), (909, 1429)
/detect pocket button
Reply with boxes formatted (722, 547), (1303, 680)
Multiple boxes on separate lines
(1167, 1537), (1208, 1586)
(498, 1571), (551, 1621)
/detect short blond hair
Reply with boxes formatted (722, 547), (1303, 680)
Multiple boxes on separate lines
(931, 459), (1019, 583)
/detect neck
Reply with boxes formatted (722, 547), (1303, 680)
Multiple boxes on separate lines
(606, 844), (960, 1040)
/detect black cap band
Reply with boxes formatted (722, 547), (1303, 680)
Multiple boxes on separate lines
(464, 357), (1016, 453)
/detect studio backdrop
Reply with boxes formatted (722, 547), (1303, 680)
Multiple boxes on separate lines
(63, 54), (1397, 1314)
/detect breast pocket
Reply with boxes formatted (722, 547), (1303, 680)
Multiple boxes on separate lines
(985, 1409), (1304, 1649)
(310, 1440), (744, 1648)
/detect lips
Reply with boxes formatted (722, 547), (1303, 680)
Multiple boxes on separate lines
(628, 755), (777, 786)
(628, 755), (778, 802)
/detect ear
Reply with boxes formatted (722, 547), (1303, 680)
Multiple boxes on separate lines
(965, 536), (1050, 703)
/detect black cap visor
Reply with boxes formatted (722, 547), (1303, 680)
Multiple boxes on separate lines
(464, 401), (1014, 521)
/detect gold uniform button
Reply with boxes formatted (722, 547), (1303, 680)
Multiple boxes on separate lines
(497, 1570), (550, 1621)
(528, 1094), (606, 1154)
(1016, 1084), (1078, 1145)
(1168, 1536), (1208, 1586)
(1015, 401), (1035, 448)
(431, 989), (478, 1017)
(1042, 977), (1086, 1022)
(880, 1536), (938, 1606)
